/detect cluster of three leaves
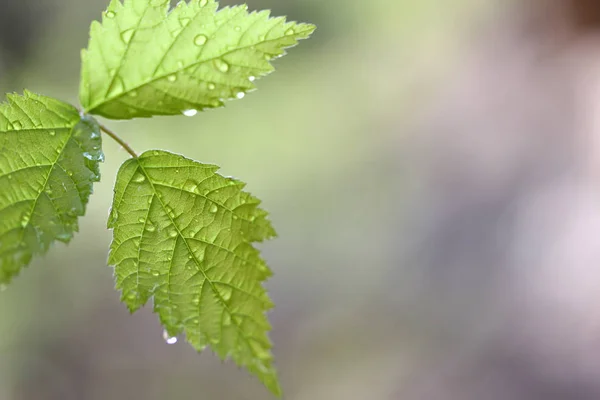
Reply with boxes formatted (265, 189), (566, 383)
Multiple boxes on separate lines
(0, 0), (314, 395)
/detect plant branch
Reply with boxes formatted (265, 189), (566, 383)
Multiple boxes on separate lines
(99, 123), (138, 158)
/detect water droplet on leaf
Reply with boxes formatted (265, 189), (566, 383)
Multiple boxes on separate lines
(105, 11), (116, 18)
(220, 286), (232, 301)
(167, 74), (177, 82)
(169, 230), (177, 238)
(183, 109), (198, 117)
(49, 130), (56, 136)
(162, 330), (178, 344)
(133, 174), (146, 183)
(129, 90), (138, 97)
(207, 82), (216, 90)
(194, 34), (207, 46)
(121, 29), (134, 43)
(248, 76), (256, 82)
(20, 215), (29, 228)
(236, 91), (245, 99)
(213, 59), (229, 73)
(285, 28), (295, 35)
(234, 26), (241, 32)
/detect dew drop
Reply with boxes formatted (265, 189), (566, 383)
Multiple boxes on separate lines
(213, 59), (229, 73)
(146, 224), (156, 232)
(133, 174), (146, 183)
(169, 230), (177, 238)
(129, 90), (138, 98)
(152, 271), (159, 277)
(234, 26), (241, 32)
(105, 10), (116, 18)
(194, 34), (207, 46)
(121, 29), (134, 43)
(220, 287), (233, 301)
(236, 91), (245, 99)
(13, 121), (22, 130)
(192, 298), (200, 305)
(21, 215), (30, 228)
(248, 76), (256, 82)
(207, 82), (216, 90)
(7, 175), (12, 180)
(138, 217), (146, 223)
(233, 215), (239, 220)
(211, 99), (221, 107)
(152, 150), (160, 156)
(183, 109), (198, 117)
(285, 28), (295, 35)
(49, 130), (56, 136)
(176, 60), (184, 69)
(209, 204), (218, 213)
(167, 74), (177, 82)
(162, 330), (178, 344)
(258, 35), (265, 41)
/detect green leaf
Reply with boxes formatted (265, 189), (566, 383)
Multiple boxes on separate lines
(0, 91), (103, 283)
(80, 0), (315, 119)
(108, 150), (280, 395)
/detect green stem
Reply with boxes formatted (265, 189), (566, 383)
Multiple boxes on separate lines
(99, 123), (138, 158)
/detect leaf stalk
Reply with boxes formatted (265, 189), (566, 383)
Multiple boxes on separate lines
(99, 123), (138, 158)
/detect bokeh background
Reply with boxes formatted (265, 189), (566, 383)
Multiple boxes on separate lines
(3, 0), (600, 399)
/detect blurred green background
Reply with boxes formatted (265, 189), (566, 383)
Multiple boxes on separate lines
(5, 0), (600, 399)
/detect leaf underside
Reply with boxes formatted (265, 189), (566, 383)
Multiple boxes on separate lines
(108, 150), (280, 395)
(80, 0), (315, 120)
(0, 91), (103, 283)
